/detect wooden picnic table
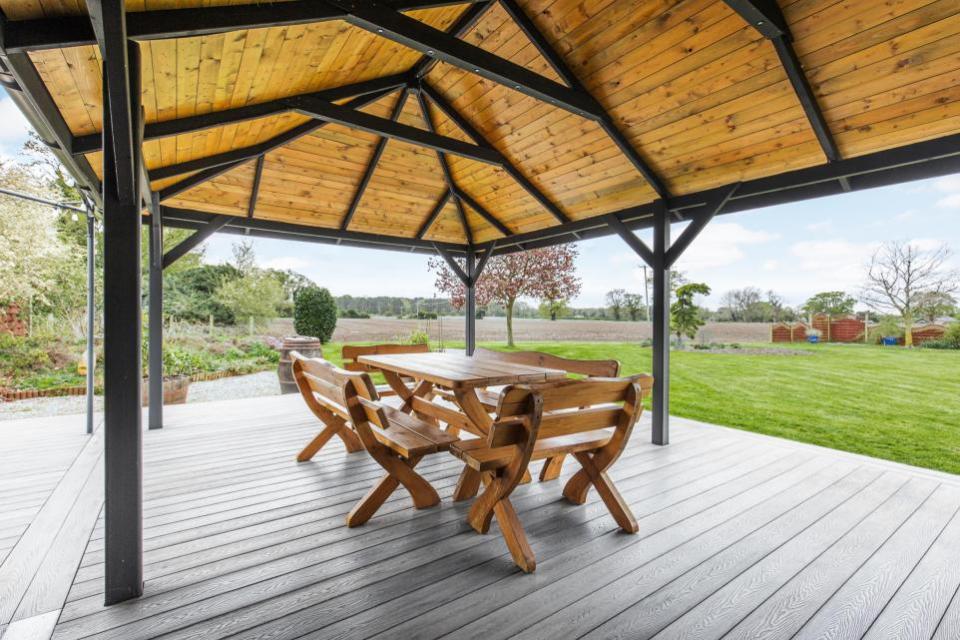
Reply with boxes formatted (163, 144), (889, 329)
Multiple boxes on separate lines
(358, 351), (567, 500)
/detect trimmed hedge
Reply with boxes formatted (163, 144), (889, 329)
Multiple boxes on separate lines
(294, 286), (338, 343)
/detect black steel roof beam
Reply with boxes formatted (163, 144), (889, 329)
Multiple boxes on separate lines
(158, 159), (248, 201)
(416, 189), (451, 238)
(286, 93), (502, 164)
(472, 238), (496, 281)
(151, 87), (394, 183)
(664, 183), (739, 268)
(3, 0), (488, 52)
(411, 1), (492, 78)
(434, 244), (471, 285)
(413, 86), (477, 243)
(246, 155), (264, 219)
(497, 0), (670, 199)
(606, 213), (654, 267)
(87, 0), (136, 204)
(328, 0), (601, 120)
(341, 88), (409, 230)
(722, 0), (788, 38)
(454, 188), (512, 237)
(73, 74), (408, 154)
(160, 205), (467, 254)
(725, 0), (840, 162)
(0, 42), (102, 203)
(162, 214), (232, 268)
(419, 80), (569, 223)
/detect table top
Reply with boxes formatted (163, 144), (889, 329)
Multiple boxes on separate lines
(358, 352), (567, 389)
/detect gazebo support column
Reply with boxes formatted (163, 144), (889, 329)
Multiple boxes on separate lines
(465, 251), (476, 355)
(148, 192), (163, 430)
(607, 186), (736, 445)
(99, 29), (145, 604)
(434, 242), (496, 357)
(650, 203), (671, 445)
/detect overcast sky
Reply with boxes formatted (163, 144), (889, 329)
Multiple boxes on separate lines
(2, 90), (957, 309)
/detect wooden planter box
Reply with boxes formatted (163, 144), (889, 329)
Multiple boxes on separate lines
(142, 375), (190, 406)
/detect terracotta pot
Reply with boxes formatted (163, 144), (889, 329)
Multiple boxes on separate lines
(277, 336), (322, 394)
(142, 375), (190, 406)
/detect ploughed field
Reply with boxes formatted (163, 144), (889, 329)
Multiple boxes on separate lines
(270, 317), (773, 343)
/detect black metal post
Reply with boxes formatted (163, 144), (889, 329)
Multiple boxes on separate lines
(148, 192), (163, 430)
(85, 203), (95, 435)
(651, 201), (671, 445)
(465, 250), (476, 356)
(101, 37), (144, 605)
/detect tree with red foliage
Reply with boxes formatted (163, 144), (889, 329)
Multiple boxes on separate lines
(428, 245), (581, 347)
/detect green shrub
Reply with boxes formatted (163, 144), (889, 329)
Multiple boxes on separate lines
(945, 323), (960, 348)
(294, 286), (338, 343)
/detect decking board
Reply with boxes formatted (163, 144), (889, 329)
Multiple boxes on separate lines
(2, 395), (960, 640)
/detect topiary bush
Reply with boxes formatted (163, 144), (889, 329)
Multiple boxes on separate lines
(294, 286), (338, 343)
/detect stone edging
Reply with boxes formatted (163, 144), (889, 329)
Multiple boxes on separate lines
(1, 369), (269, 402)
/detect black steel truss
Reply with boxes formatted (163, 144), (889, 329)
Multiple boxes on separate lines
(329, 0), (600, 119)
(151, 87), (396, 183)
(419, 81), (568, 224)
(73, 74), (408, 154)
(416, 189), (451, 239)
(497, 0), (671, 199)
(414, 87), (476, 243)
(286, 92), (501, 164)
(724, 0), (842, 165)
(483, 131), (960, 256)
(158, 206), (465, 255)
(341, 88), (409, 230)
(246, 155), (264, 219)
(162, 214), (232, 268)
(2, 0), (488, 52)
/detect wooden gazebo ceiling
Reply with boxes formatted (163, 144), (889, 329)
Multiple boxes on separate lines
(5, 0), (960, 247)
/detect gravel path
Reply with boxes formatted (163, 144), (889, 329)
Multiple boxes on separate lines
(0, 371), (283, 422)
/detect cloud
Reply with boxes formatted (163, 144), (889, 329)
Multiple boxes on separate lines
(674, 222), (779, 270)
(936, 193), (960, 209)
(894, 209), (919, 221)
(762, 259), (779, 271)
(0, 95), (31, 156)
(789, 239), (879, 289)
(934, 176), (960, 193)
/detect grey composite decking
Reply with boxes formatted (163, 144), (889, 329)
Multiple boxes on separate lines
(2, 395), (960, 640)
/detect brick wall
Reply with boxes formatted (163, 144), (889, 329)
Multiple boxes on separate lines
(0, 304), (26, 336)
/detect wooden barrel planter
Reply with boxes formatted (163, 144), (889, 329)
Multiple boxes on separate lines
(141, 375), (191, 406)
(278, 336), (322, 394)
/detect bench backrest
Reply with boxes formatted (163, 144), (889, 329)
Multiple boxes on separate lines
(341, 343), (430, 372)
(473, 347), (619, 378)
(291, 351), (392, 439)
(488, 375), (653, 448)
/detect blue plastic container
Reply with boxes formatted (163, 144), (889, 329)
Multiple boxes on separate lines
(881, 337), (898, 346)
(807, 335), (819, 344)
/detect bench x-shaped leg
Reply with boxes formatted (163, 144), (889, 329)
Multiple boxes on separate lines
(296, 403), (363, 461)
(563, 451), (638, 533)
(467, 470), (536, 572)
(346, 452), (439, 527)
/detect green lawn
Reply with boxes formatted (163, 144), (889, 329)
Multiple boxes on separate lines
(324, 341), (960, 475)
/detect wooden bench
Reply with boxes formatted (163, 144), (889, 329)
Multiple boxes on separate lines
(292, 351), (364, 461)
(450, 374), (652, 572)
(341, 343), (429, 397)
(293, 353), (457, 526)
(471, 348), (620, 482)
